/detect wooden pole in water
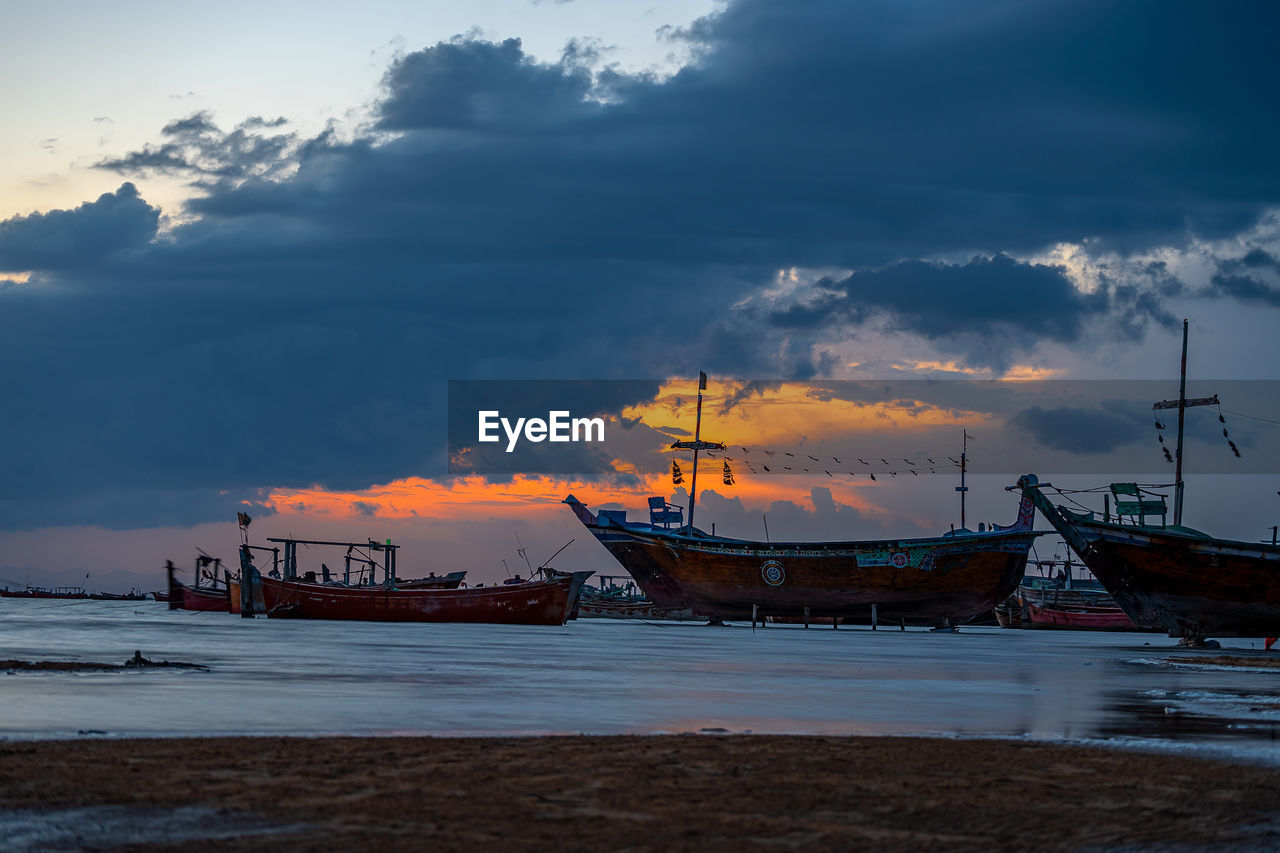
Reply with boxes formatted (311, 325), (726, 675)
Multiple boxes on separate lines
(804, 606), (810, 629)
(752, 603), (757, 632)
(871, 604), (878, 630)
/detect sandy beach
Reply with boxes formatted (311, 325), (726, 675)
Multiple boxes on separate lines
(3, 735), (1279, 850)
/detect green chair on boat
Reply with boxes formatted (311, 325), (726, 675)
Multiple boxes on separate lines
(1108, 482), (1167, 527)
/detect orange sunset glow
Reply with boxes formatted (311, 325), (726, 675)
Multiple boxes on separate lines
(624, 378), (990, 447)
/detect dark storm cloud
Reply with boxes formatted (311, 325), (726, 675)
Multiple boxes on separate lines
(1011, 404), (1153, 454)
(0, 183), (158, 271)
(3, 0), (1280, 529)
(759, 255), (1179, 369)
(1208, 250), (1280, 307)
(378, 37), (596, 131)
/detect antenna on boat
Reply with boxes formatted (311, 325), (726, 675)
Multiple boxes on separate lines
(537, 538), (575, 570)
(1152, 319), (1219, 526)
(515, 532), (533, 574)
(955, 430), (970, 529)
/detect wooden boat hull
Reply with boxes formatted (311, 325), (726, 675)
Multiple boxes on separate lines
(1019, 475), (1280, 638)
(564, 494), (1038, 625)
(576, 600), (699, 620)
(256, 571), (593, 625)
(167, 564), (231, 612)
(1023, 600), (1138, 631)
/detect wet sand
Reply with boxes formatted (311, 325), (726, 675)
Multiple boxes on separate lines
(3, 736), (1279, 850)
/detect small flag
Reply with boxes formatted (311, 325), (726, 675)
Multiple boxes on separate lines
(672, 461), (684, 485)
(722, 460), (735, 486)
(698, 371), (707, 390)
(237, 512), (252, 528)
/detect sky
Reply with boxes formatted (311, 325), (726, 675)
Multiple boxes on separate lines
(2, 0), (1279, 592)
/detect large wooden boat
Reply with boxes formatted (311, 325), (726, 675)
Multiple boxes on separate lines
(1016, 474), (1280, 638)
(252, 568), (592, 625)
(562, 491), (1039, 626)
(166, 557), (232, 613)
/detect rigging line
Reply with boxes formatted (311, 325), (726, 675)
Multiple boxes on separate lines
(1048, 487), (1102, 514)
(1221, 408), (1280, 427)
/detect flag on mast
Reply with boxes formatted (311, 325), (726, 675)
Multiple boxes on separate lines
(698, 371), (707, 390)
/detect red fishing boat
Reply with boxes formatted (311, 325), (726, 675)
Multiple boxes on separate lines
(253, 568), (591, 625)
(236, 536), (591, 625)
(1023, 600), (1138, 631)
(166, 557), (232, 612)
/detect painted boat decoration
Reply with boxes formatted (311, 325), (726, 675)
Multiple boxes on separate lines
(1016, 474), (1280, 639)
(166, 557), (232, 612)
(563, 491), (1039, 626)
(252, 566), (592, 625)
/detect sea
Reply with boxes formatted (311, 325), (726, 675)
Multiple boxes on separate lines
(2, 599), (1278, 763)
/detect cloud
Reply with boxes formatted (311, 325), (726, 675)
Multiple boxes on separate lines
(95, 111), (299, 183)
(1010, 403), (1153, 454)
(756, 254), (1174, 370)
(0, 183), (158, 271)
(377, 37), (597, 131)
(1208, 249), (1280, 306)
(3, 0), (1280, 529)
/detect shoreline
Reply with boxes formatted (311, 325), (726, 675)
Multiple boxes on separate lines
(4, 734), (1279, 850)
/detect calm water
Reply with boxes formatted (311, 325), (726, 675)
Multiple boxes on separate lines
(1, 599), (1278, 760)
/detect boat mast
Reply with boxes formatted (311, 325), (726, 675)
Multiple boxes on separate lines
(1174, 319), (1189, 525)
(688, 371), (706, 531)
(1152, 320), (1218, 527)
(956, 430), (970, 529)
(669, 371), (725, 533)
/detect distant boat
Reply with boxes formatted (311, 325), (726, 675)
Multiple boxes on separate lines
(397, 571), (467, 590)
(0, 585), (89, 600)
(166, 557), (232, 613)
(564, 491), (1039, 627)
(995, 563), (1151, 632)
(253, 568), (592, 625)
(88, 590), (148, 601)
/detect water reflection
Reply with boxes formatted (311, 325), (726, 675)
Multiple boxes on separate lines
(1, 599), (1278, 761)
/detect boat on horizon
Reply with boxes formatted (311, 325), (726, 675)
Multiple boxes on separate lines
(0, 584), (89, 600)
(563, 491), (1039, 627)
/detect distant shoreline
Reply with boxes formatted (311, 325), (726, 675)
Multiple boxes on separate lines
(3, 735), (1278, 850)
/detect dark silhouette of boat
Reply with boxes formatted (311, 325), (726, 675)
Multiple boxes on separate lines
(563, 491), (1039, 627)
(1016, 474), (1280, 639)
(252, 566), (591, 625)
(166, 556), (233, 612)
(0, 585), (89, 600)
